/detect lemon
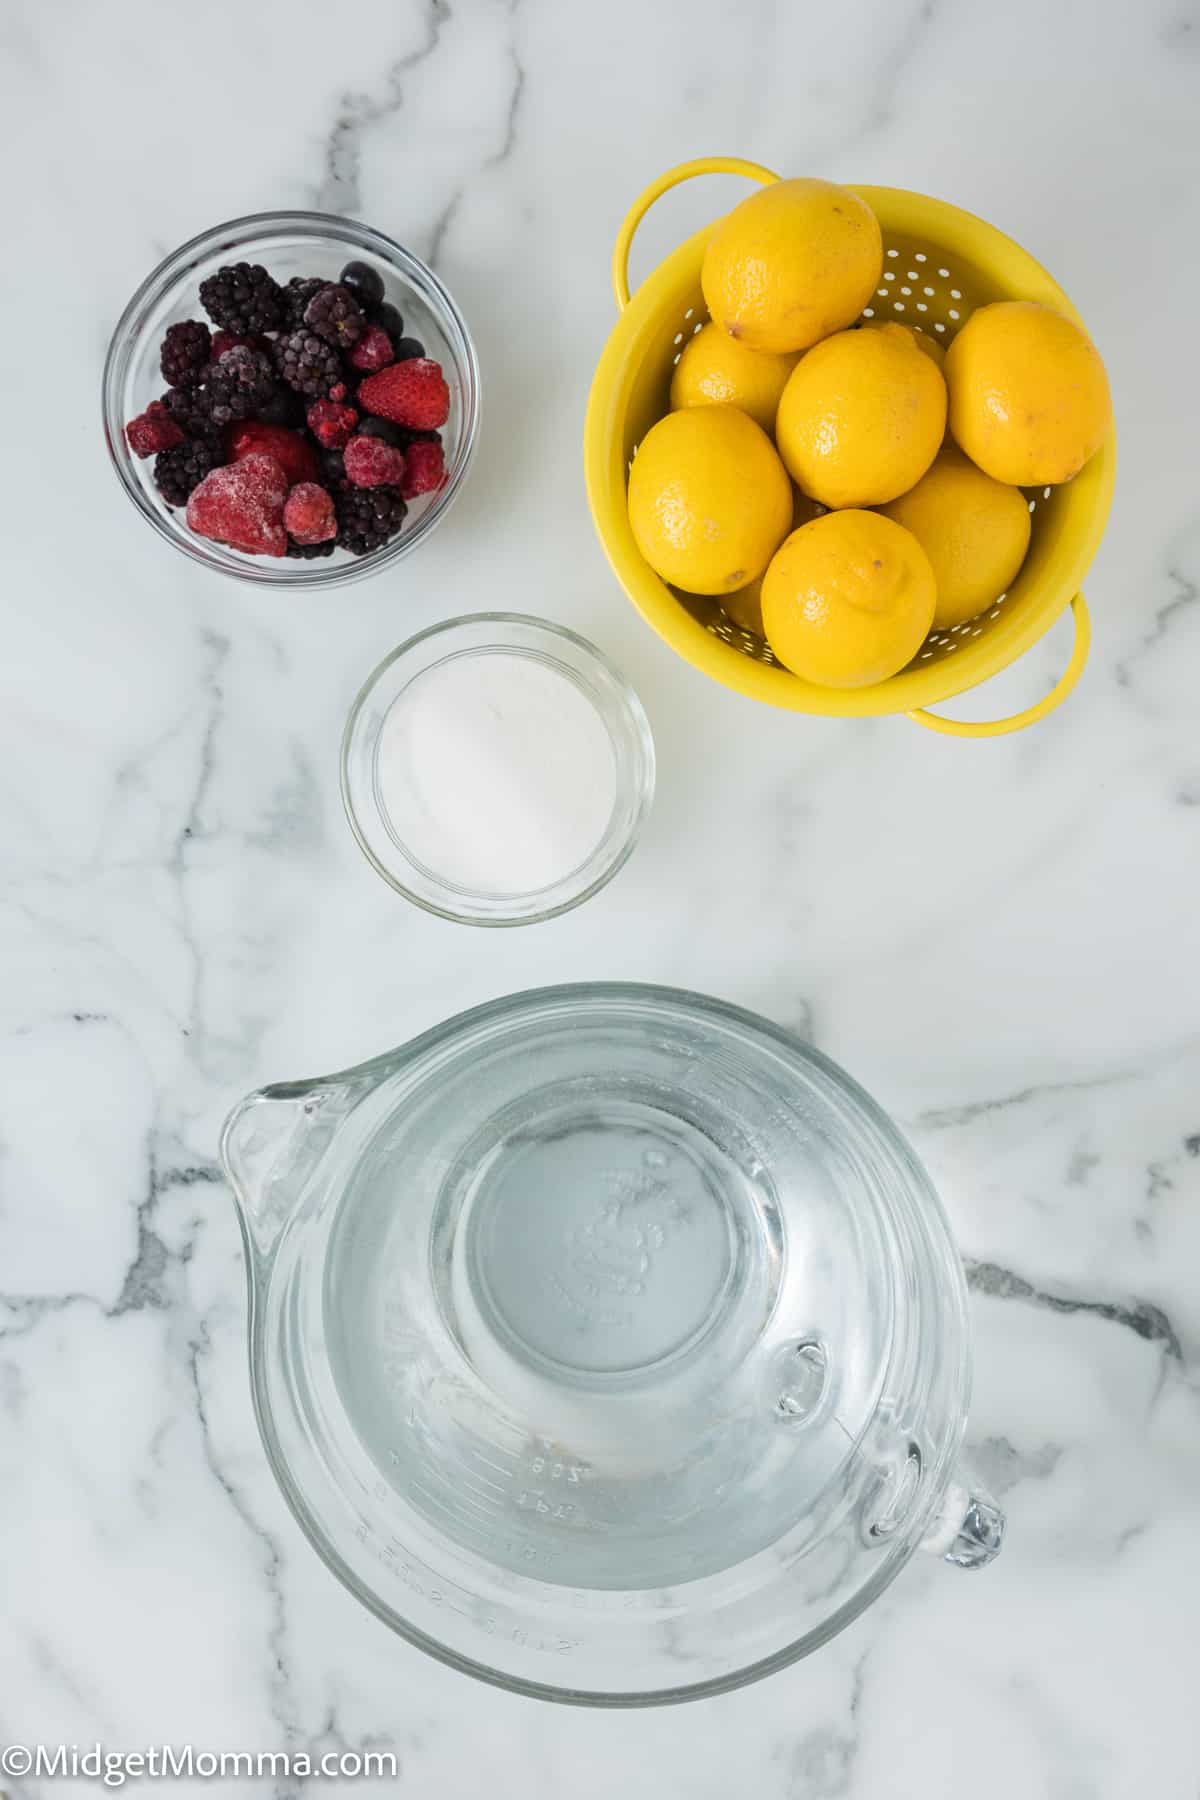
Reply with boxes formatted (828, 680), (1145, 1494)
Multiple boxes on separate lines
(878, 444), (1031, 629)
(670, 323), (800, 434)
(860, 317), (945, 368)
(775, 322), (947, 508)
(721, 491), (825, 636)
(627, 406), (793, 594)
(701, 178), (882, 354)
(761, 510), (936, 687)
(945, 300), (1112, 485)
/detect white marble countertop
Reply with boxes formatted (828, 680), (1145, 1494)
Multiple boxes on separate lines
(4, 0), (1199, 1792)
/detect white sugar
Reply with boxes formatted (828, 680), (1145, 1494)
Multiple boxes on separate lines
(376, 652), (618, 897)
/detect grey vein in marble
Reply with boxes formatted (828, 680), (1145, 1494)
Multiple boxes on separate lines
(964, 1257), (1183, 1361)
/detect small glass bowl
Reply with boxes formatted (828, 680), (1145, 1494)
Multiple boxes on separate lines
(341, 614), (655, 925)
(102, 211), (480, 587)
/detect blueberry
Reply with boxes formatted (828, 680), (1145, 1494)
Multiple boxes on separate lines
(319, 447), (347, 487)
(392, 336), (426, 362)
(339, 260), (385, 311)
(356, 417), (406, 449)
(375, 301), (405, 341)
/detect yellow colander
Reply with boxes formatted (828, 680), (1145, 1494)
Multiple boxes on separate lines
(584, 157), (1117, 737)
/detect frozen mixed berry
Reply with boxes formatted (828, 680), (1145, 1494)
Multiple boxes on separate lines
(203, 346), (278, 427)
(358, 358), (449, 429)
(186, 452), (288, 556)
(272, 328), (343, 398)
(375, 302), (405, 343)
(355, 416), (406, 449)
(226, 420), (319, 486)
(349, 324), (395, 373)
(391, 336), (426, 363)
(344, 434), (407, 488)
(283, 482), (337, 544)
(199, 262), (284, 334)
(335, 483), (407, 555)
(318, 446), (348, 490)
(160, 320), (212, 389)
(339, 260), (385, 311)
(400, 437), (446, 499)
(282, 276), (326, 329)
(307, 397), (359, 449)
(254, 385), (305, 428)
(125, 400), (185, 458)
(304, 283), (365, 350)
(211, 330), (266, 360)
(154, 438), (224, 507)
(286, 538), (336, 559)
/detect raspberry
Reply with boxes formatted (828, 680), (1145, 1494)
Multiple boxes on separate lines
(305, 283), (365, 349)
(186, 453), (288, 556)
(283, 482), (337, 544)
(357, 358), (449, 429)
(307, 398), (359, 449)
(154, 438), (224, 506)
(344, 434), (407, 488)
(400, 437), (446, 498)
(125, 401), (185, 458)
(335, 484), (407, 555)
(226, 420), (319, 486)
(348, 324), (394, 373)
(199, 262), (284, 334)
(160, 320), (211, 389)
(272, 329), (343, 398)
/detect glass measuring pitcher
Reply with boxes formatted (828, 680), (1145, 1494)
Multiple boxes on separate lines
(222, 984), (1002, 1704)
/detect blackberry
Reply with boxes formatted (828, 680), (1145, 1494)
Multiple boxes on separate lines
(375, 301), (405, 342)
(285, 537), (336, 559)
(199, 261), (284, 334)
(163, 384), (221, 441)
(335, 483), (407, 555)
(339, 259), (386, 311)
(203, 346), (278, 427)
(392, 335), (426, 363)
(304, 283), (365, 349)
(154, 439), (223, 507)
(282, 276), (325, 330)
(160, 320), (212, 389)
(272, 328), (343, 398)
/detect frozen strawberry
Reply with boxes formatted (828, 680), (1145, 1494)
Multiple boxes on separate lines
(357, 358), (449, 430)
(186, 453), (288, 556)
(349, 324), (395, 373)
(125, 400), (185, 458)
(225, 420), (319, 486)
(344, 434), (407, 488)
(283, 482), (337, 545)
(400, 437), (446, 498)
(306, 397), (359, 449)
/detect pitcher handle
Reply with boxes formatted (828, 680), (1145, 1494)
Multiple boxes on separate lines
(612, 156), (780, 311)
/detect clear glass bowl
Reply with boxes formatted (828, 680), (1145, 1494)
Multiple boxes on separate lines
(102, 211), (480, 587)
(222, 984), (1003, 1705)
(341, 615), (655, 925)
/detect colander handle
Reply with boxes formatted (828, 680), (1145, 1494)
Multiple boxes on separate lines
(612, 157), (780, 311)
(907, 594), (1091, 738)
